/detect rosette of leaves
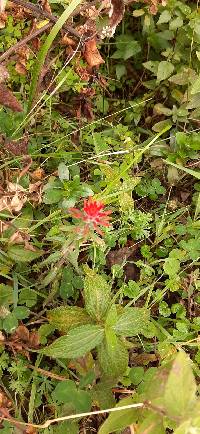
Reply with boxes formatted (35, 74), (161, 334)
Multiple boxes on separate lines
(43, 267), (152, 379)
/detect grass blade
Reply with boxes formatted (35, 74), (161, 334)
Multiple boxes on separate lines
(165, 161), (200, 180)
(28, 0), (83, 111)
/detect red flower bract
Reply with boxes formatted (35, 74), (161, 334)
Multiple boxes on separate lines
(69, 197), (112, 235)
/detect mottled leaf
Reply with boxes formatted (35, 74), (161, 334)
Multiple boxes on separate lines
(47, 306), (92, 333)
(83, 267), (111, 321)
(114, 307), (150, 337)
(164, 351), (197, 418)
(43, 324), (104, 359)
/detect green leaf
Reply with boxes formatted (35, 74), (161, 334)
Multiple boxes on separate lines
(47, 306), (92, 333)
(98, 397), (139, 434)
(129, 367), (144, 385)
(137, 413), (165, 434)
(169, 17), (183, 30)
(157, 10), (171, 25)
(173, 421), (191, 434)
(163, 257), (180, 277)
(3, 313), (18, 333)
(164, 351), (197, 418)
(58, 163), (69, 181)
(0, 284), (13, 306)
(191, 77), (200, 95)
(13, 306), (30, 319)
(116, 64), (126, 80)
(83, 267), (111, 321)
(7, 245), (43, 263)
(152, 119), (172, 132)
(92, 378), (115, 409)
(157, 61), (174, 82)
(53, 421), (79, 434)
(143, 61), (159, 74)
(98, 337), (128, 378)
(52, 380), (91, 413)
(43, 324), (104, 359)
(114, 307), (150, 337)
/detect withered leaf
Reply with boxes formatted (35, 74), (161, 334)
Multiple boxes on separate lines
(83, 39), (105, 68)
(0, 65), (9, 84)
(0, 84), (23, 112)
(109, 0), (125, 29)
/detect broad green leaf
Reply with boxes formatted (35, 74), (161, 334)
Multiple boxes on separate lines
(191, 77), (200, 95)
(129, 367), (144, 385)
(7, 245), (43, 263)
(114, 307), (150, 337)
(152, 119), (172, 132)
(47, 306), (92, 333)
(0, 284), (13, 306)
(43, 324), (104, 359)
(53, 421), (78, 434)
(164, 351), (197, 418)
(13, 306), (30, 319)
(92, 378), (115, 409)
(157, 10), (171, 25)
(58, 163), (69, 181)
(163, 257), (180, 277)
(98, 397), (139, 434)
(52, 380), (91, 413)
(137, 413), (165, 434)
(143, 60), (159, 74)
(157, 61), (174, 82)
(116, 64), (126, 80)
(173, 421), (192, 434)
(169, 17), (183, 30)
(83, 267), (111, 321)
(98, 337), (128, 377)
(3, 313), (18, 333)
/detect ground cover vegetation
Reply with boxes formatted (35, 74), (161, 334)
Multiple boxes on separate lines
(0, 0), (200, 432)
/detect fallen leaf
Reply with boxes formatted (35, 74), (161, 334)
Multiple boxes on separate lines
(15, 62), (27, 75)
(31, 168), (45, 180)
(0, 84), (23, 112)
(10, 193), (26, 212)
(5, 136), (28, 155)
(83, 38), (105, 68)
(109, 0), (125, 31)
(38, 0), (51, 14)
(9, 231), (24, 244)
(0, 11), (7, 27)
(0, 65), (9, 84)
(61, 35), (76, 46)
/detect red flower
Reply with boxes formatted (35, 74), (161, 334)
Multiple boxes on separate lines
(69, 197), (112, 235)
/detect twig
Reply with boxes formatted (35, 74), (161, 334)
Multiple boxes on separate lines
(1, 402), (145, 430)
(0, 22), (52, 63)
(27, 364), (68, 381)
(10, 0), (81, 38)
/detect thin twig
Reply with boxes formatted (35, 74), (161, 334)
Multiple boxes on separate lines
(10, 0), (81, 38)
(27, 364), (68, 381)
(1, 402), (145, 430)
(0, 22), (52, 63)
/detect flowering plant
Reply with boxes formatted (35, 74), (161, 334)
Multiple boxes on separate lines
(69, 197), (112, 236)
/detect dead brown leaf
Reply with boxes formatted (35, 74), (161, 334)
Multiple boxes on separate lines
(0, 84), (23, 112)
(61, 35), (76, 47)
(5, 136), (28, 155)
(31, 167), (45, 180)
(0, 64), (9, 83)
(0, 11), (7, 28)
(83, 38), (105, 68)
(38, 0), (51, 13)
